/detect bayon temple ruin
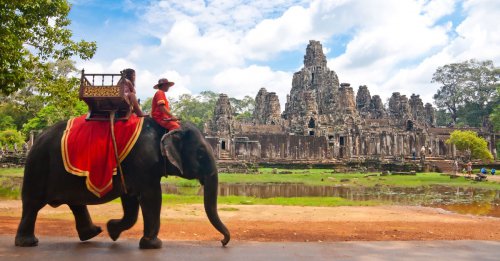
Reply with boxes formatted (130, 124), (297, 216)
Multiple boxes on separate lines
(204, 40), (498, 164)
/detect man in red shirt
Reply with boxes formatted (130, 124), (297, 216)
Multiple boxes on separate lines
(151, 78), (180, 131)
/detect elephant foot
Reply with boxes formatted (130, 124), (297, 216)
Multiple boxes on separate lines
(139, 237), (162, 249)
(107, 219), (123, 241)
(78, 225), (102, 241)
(15, 235), (39, 247)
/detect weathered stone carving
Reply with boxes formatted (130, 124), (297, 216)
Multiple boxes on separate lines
(254, 88), (282, 125)
(283, 40), (340, 134)
(424, 103), (435, 127)
(356, 85), (371, 118)
(205, 40), (497, 162)
(369, 95), (386, 119)
(207, 94), (234, 136)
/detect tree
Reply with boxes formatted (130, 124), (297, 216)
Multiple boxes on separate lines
(170, 91), (219, 130)
(22, 102), (87, 134)
(0, 0), (96, 95)
(435, 109), (451, 127)
(446, 130), (493, 162)
(0, 115), (16, 131)
(141, 97), (152, 114)
(490, 87), (500, 132)
(229, 95), (255, 122)
(489, 87), (500, 155)
(168, 91), (255, 131)
(432, 60), (498, 126)
(1, 59), (89, 135)
(0, 129), (25, 150)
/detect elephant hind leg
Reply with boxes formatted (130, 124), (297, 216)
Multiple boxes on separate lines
(107, 194), (139, 241)
(15, 199), (46, 247)
(69, 205), (102, 241)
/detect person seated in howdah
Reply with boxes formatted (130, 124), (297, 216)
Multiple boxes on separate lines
(118, 68), (146, 117)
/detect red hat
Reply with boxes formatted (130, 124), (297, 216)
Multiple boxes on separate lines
(154, 78), (175, 89)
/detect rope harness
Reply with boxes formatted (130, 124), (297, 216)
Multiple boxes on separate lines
(110, 111), (128, 194)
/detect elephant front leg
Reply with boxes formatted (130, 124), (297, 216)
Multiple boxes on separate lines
(107, 194), (139, 241)
(15, 199), (46, 247)
(138, 186), (163, 249)
(69, 205), (102, 241)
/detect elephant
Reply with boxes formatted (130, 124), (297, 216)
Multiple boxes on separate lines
(15, 117), (230, 249)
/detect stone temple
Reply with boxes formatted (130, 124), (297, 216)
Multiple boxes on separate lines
(204, 40), (497, 165)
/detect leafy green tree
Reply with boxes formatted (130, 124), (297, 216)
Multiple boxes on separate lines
(435, 109), (451, 127)
(167, 91), (257, 130)
(489, 87), (500, 155)
(432, 60), (498, 125)
(0, 129), (25, 150)
(0, 90), (44, 131)
(0, 0), (96, 95)
(491, 106), (500, 132)
(0, 115), (16, 131)
(22, 101), (87, 134)
(170, 91), (219, 130)
(1, 59), (87, 135)
(490, 87), (500, 132)
(446, 130), (493, 162)
(141, 97), (152, 114)
(229, 95), (255, 121)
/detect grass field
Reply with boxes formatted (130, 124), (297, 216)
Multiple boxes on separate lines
(161, 194), (384, 207)
(1, 167), (498, 206)
(163, 168), (500, 190)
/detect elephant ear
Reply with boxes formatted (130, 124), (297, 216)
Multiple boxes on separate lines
(161, 129), (183, 175)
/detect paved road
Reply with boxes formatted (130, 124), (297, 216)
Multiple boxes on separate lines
(1, 236), (499, 261)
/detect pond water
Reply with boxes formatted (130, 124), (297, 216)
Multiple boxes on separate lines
(161, 183), (500, 218)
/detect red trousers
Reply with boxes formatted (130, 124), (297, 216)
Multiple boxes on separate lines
(154, 117), (180, 131)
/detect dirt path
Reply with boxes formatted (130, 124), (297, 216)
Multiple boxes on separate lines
(1, 200), (500, 242)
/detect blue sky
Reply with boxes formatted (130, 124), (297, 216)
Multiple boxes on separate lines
(68, 0), (500, 109)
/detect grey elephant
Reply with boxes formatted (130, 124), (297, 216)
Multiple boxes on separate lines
(15, 118), (230, 249)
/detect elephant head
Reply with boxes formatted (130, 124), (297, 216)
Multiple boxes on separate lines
(161, 123), (230, 246)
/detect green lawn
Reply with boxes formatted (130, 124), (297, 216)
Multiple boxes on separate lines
(0, 168), (23, 177)
(164, 170), (500, 190)
(1, 167), (499, 206)
(3, 167), (500, 190)
(161, 194), (385, 207)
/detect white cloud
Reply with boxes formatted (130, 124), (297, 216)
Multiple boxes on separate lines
(74, 0), (499, 111)
(421, 0), (458, 23)
(159, 20), (244, 70)
(212, 65), (291, 108)
(242, 5), (313, 60)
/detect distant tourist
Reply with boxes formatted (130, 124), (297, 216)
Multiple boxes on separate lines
(466, 161), (473, 177)
(420, 146), (426, 161)
(477, 168), (488, 180)
(412, 148), (416, 161)
(452, 160), (459, 175)
(491, 168), (496, 175)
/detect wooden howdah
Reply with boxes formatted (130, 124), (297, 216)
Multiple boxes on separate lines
(79, 70), (132, 121)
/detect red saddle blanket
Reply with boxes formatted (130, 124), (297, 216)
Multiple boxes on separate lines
(61, 114), (144, 197)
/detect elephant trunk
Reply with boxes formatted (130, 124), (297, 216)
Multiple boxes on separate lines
(203, 172), (230, 246)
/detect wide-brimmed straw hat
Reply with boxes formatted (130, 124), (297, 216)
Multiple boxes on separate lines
(153, 78), (175, 89)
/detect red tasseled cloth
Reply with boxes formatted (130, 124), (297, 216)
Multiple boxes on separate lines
(61, 114), (144, 197)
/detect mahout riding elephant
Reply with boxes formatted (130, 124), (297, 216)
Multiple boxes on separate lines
(15, 118), (230, 249)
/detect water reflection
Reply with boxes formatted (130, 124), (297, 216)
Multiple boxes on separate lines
(161, 183), (500, 217)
